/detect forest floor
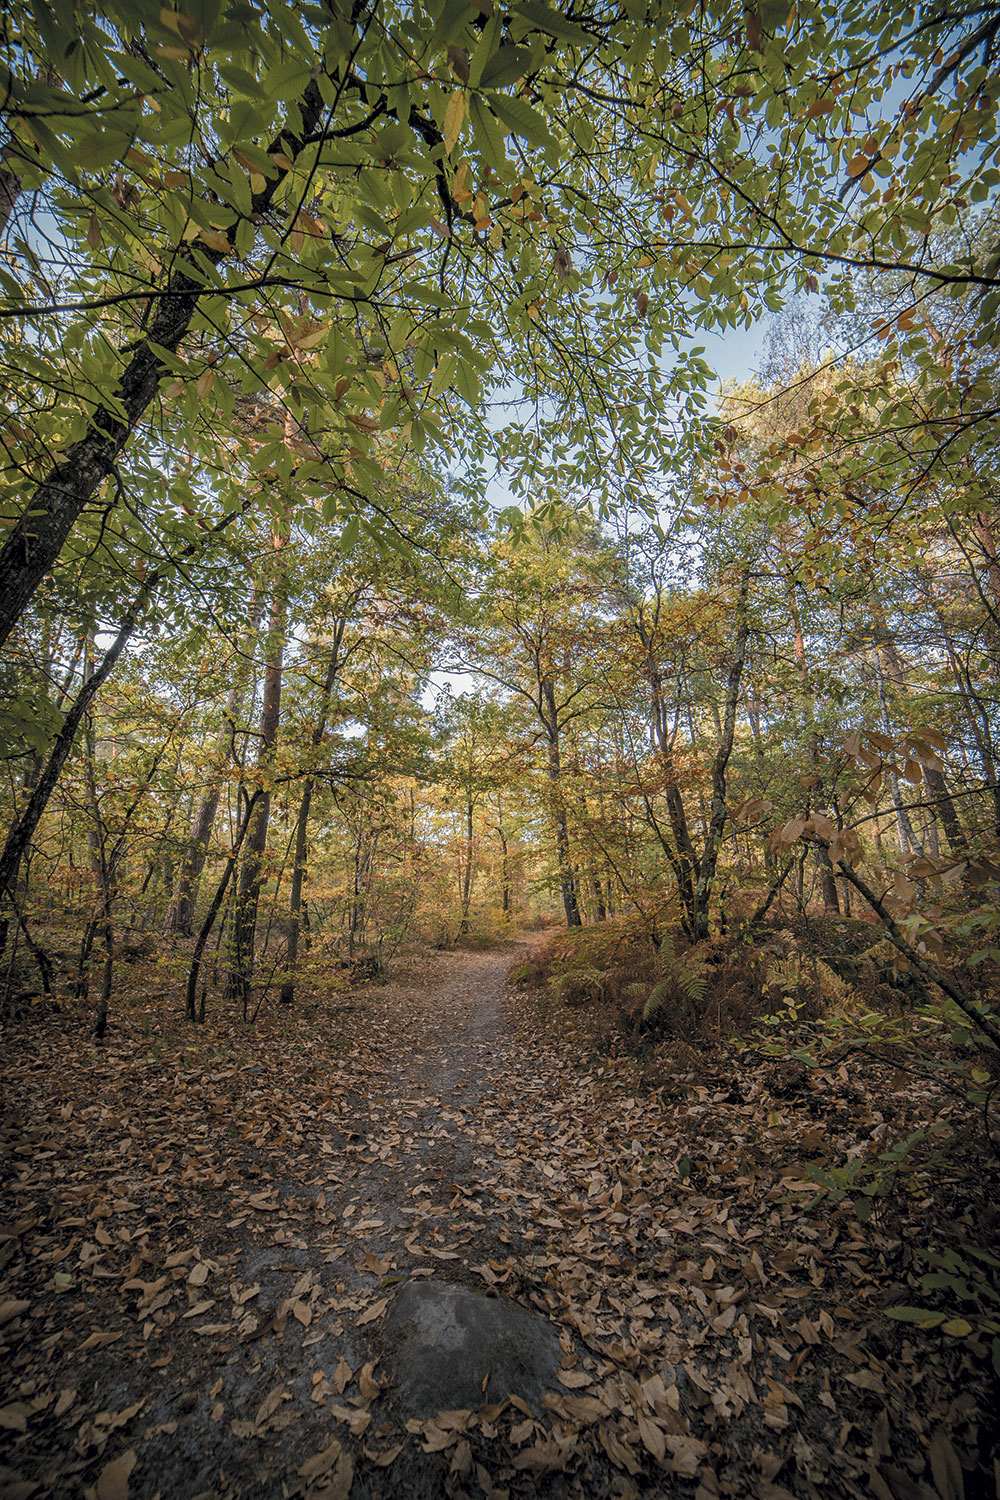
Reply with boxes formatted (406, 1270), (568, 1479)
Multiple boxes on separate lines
(1, 935), (998, 1500)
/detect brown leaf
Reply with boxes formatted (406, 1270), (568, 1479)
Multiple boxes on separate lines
(421, 1419), (458, 1452)
(79, 1331), (123, 1352)
(298, 1439), (342, 1481)
(329, 1404), (371, 1438)
(0, 1404), (31, 1433)
(0, 1299), (30, 1327)
(928, 1428), (964, 1500)
(446, 45), (470, 83)
(314, 1451), (353, 1500)
(511, 1441), (564, 1471)
(96, 1449), (137, 1500)
(638, 1412), (666, 1462)
(356, 1295), (389, 1326)
(253, 1384), (289, 1429)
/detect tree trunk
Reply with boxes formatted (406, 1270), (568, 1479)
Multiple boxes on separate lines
(280, 621), (346, 1006)
(165, 600), (262, 936)
(542, 679), (580, 927)
(458, 794), (474, 935)
(0, 83), (324, 651)
(0, 507), (246, 925)
(691, 570), (750, 940)
(186, 789), (262, 1022)
(784, 570), (839, 912)
(226, 577), (286, 1013)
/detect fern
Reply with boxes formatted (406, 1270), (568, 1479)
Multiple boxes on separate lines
(641, 935), (709, 1024)
(642, 978), (673, 1023)
(764, 951), (859, 1017)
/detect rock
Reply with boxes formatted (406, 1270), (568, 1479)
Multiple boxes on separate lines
(382, 1281), (562, 1419)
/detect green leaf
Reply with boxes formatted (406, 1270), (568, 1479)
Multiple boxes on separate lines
(469, 94), (508, 169)
(513, 2), (591, 43)
(486, 91), (553, 149)
(885, 1306), (946, 1327)
(478, 44), (533, 90)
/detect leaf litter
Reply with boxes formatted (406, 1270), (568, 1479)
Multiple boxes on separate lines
(0, 941), (996, 1498)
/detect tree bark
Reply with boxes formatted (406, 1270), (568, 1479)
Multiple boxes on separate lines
(785, 570), (839, 912)
(280, 619), (346, 1006)
(542, 678), (580, 927)
(0, 83), (324, 651)
(691, 570), (750, 939)
(164, 597), (262, 936)
(227, 575), (286, 1013)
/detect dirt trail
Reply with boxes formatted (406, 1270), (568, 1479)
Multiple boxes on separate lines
(1, 937), (994, 1500)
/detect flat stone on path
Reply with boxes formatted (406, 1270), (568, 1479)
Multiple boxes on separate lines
(382, 1280), (563, 1419)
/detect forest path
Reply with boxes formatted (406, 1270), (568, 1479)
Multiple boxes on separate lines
(0, 937), (986, 1500)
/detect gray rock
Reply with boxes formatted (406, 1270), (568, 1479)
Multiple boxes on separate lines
(382, 1280), (563, 1419)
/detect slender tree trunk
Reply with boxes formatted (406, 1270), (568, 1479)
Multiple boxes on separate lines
(186, 789), (262, 1022)
(226, 571), (286, 1013)
(542, 679), (580, 927)
(280, 620), (346, 1005)
(82, 702), (116, 1039)
(691, 570), (751, 940)
(873, 648), (922, 856)
(0, 505), (247, 933)
(165, 599), (262, 936)
(646, 662), (699, 930)
(458, 794), (474, 935)
(784, 570), (839, 912)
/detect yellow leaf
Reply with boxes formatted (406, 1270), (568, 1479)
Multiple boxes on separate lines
(941, 1318), (972, 1337)
(198, 228), (229, 253)
(443, 90), (466, 155)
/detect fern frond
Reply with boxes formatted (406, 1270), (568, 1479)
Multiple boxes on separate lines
(643, 979), (674, 1022)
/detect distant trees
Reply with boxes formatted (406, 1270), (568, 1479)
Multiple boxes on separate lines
(2, 1), (1000, 1027)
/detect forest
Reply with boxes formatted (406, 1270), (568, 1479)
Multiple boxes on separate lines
(1, 0), (1000, 1497)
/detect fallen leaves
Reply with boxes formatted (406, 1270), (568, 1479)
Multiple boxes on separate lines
(355, 1294), (389, 1326)
(298, 1439), (354, 1498)
(0, 944), (995, 1500)
(95, 1449), (137, 1500)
